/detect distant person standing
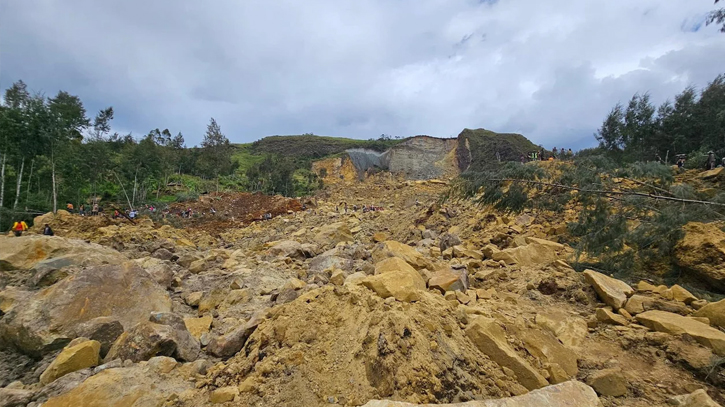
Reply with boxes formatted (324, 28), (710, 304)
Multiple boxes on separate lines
(706, 151), (716, 170)
(12, 220), (28, 237)
(92, 202), (99, 216)
(66, 202), (74, 213)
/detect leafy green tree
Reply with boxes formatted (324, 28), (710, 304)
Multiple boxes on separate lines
(199, 118), (234, 190)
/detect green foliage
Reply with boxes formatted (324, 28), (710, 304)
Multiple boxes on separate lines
(708, 0), (725, 33)
(455, 156), (725, 280)
(597, 74), (725, 164)
(457, 128), (541, 172)
(249, 134), (402, 158)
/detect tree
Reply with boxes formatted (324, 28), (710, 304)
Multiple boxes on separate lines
(47, 91), (89, 212)
(199, 118), (234, 190)
(91, 107), (114, 140)
(708, 0), (725, 33)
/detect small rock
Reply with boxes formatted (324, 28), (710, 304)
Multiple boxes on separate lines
(40, 340), (101, 385)
(330, 270), (345, 286)
(588, 368), (627, 397)
(596, 308), (629, 326)
(185, 291), (203, 307)
(668, 389), (720, 407)
(583, 269), (634, 310)
(210, 386), (238, 404)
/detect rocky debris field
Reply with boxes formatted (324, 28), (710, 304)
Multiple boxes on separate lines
(1, 174), (725, 407)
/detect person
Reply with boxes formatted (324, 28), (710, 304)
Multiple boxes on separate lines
(79, 204), (86, 216)
(113, 209), (120, 219)
(677, 156), (685, 169)
(92, 202), (99, 216)
(722, 157), (725, 168)
(706, 151), (716, 170)
(43, 223), (54, 236)
(11, 220), (28, 237)
(66, 202), (74, 213)
(129, 209), (136, 219)
(568, 148), (573, 157)
(552, 147), (558, 158)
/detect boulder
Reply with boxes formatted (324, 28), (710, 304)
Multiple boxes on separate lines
(73, 317), (124, 357)
(0, 235), (125, 272)
(624, 295), (650, 315)
(362, 260), (426, 303)
(669, 389), (720, 407)
(133, 257), (175, 288)
(491, 243), (559, 266)
(313, 222), (353, 247)
(330, 270), (345, 286)
(267, 240), (315, 259)
(439, 233), (462, 252)
(534, 311), (588, 348)
(41, 365), (193, 407)
(674, 222), (725, 292)
(105, 319), (200, 363)
(521, 329), (578, 379)
(374, 257), (416, 275)
(309, 249), (353, 274)
(699, 167), (724, 180)
(210, 386), (239, 403)
(465, 317), (548, 391)
(372, 241), (435, 271)
(372, 232), (388, 243)
(151, 248), (176, 261)
(587, 368), (627, 397)
(596, 308), (629, 326)
(636, 310), (725, 355)
(40, 340), (101, 385)
(481, 244), (501, 259)
(524, 236), (565, 251)
(0, 262), (172, 356)
(184, 316), (213, 340)
(207, 313), (264, 358)
(582, 269), (633, 310)
(428, 268), (468, 293)
(0, 388), (34, 407)
(694, 299), (725, 328)
(670, 285), (698, 304)
(361, 381), (599, 406)
(452, 246), (483, 260)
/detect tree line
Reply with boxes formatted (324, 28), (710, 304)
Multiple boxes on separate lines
(0, 80), (235, 230)
(596, 74), (725, 164)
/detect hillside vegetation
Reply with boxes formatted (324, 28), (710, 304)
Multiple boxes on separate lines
(458, 128), (541, 172)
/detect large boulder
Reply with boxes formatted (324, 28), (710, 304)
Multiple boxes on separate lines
(669, 389), (721, 407)
(207, 313), (264, 359)
(674, 222), (725, 292)
(534, 311), (588, 349)
(0, 262), (172, 356)
(694, 299), (725, 328)
(267, 240), (316, 259)
(133, 257), (175, 288)
(41, 365), (194, 407)
(465, 317), (548, 391)
(105, 317), (200, 363)
(636, 310), (725, 355)
(428, 268), (469, 293)
(362, 259), (426, 302)
(582, 269), (633, 310)
(361, 381), (599, 406)
(491, 243), (559, 266)
(372, 241), (435, 271)
(0, 235), (125, 272)
(313, 223), (353, 247)
(521, 329), (578, 380)
(40, 340), (101, 385)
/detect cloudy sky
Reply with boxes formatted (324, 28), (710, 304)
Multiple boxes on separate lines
(1, 0), (723, 149)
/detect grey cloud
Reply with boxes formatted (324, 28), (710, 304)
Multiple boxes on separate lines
(1, 0), (723, 147)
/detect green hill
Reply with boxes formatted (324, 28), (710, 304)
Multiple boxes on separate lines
(456, 128), (540, 172)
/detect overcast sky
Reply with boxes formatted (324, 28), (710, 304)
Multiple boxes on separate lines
(1, 1), (723, 149)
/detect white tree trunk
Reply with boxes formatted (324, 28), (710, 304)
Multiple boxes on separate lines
(26, 158), (34, 203)
(0, 152), (6, 226)
(52, 153), (58, 214)
(13, 157), (24, 210)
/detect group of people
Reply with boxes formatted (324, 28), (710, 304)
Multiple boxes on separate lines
(10, 220), (53, 237)
(522, 148), (574, 163)
(674, 151), (725, 170)
(66, 202), (100, 216)
(334, 203), (384, 214)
